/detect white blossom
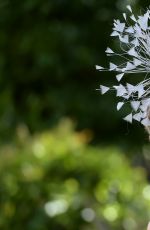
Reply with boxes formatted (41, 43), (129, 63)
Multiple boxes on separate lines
(117, 102), (124, 110)
(147, 222), (150, 230)
(96, 5), (150, 126)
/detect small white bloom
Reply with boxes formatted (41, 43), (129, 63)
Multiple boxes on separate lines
(105, 47), (114, 54)
(100, 85), (110, 94)
(109, 62), (117, 70)
(141, 118), (150, 126)
(96, 65), (104, 70)
(123, 13), (127, 20)
(117, 102), (124, 111)
(96, 6), (150, 126)
(126, 83), (135, 95)
(124, 113), (133, 123)
(130, 15), (137, 22)
(133, 112), (142, 122)
(147, 222), (150, 230)
(127, 5), (132, 13)
(116, 84), (127, 96)
(116, 73), (124, 81)
(131, 101), (140, 111)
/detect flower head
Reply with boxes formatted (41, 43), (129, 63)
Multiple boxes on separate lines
(96, 5), (150, 126)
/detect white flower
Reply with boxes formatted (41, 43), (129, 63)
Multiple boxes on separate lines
(96, 5), (150, 125)
(147, 222), (150, 230)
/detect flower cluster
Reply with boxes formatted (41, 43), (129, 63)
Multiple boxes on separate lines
(96, 5), (150, 126)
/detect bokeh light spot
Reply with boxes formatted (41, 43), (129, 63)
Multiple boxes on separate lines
(143, 185), (150, 200)
(103, 206), (118, 222)
(81, 208), (95, 222)
(44, 199), (69, 217)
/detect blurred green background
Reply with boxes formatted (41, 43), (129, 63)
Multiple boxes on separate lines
(0, 0), (150, 229)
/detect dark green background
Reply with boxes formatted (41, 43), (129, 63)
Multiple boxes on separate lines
(0, 0), (150, 229)
(0, 0), (147, 146)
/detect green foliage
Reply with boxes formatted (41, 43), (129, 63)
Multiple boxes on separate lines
(0, 119), (149, 230)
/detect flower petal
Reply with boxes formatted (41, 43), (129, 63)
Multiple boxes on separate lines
(136, 85), (145, 98)
(105, 47), (114, 54)
(131, 101), (140, 111)
(116, 73), (124, 82)
(125, 62), (136, 70)
(133, 112), (142, 122)
(123, 113), (132, 123)
(110, 31), (120, 36)
(117, 102), (124, 111)
(96, 65), (104, 70)
(133, 58), (142, 66)
(126, 83), (135, 95)
(130, 15), (137, 22)
(128, 48), (138, 57)
(114, 22), (125, 32)
(109, 62), (117, 70)
(125, 26), (134, 33)
(147, 222), (150, 230)
(138, 12), (149, 31)
(123, 13), (126, 20)
(141, 118), (150, 126)
(126, 5), (132, 13)
(116, 84), (127, 96)
(119, 35), (129, 43)
(100, 85), (110, 94)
